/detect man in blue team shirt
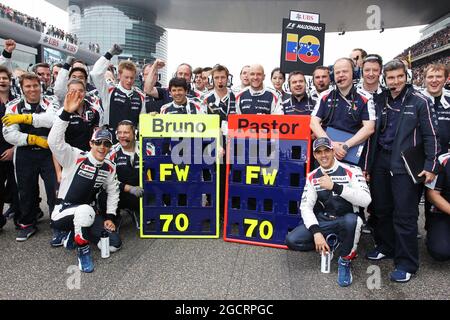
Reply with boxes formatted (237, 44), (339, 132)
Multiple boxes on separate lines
(234, 64), (283, 115)
(282, 71), (315, 115)
(310, 58), (375, 167)
(365, 59), (440, 282)
(160, 78), (202, 115)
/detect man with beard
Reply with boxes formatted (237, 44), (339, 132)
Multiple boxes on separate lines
(282, 71), (315, 115)
(310, 66), (331, 101)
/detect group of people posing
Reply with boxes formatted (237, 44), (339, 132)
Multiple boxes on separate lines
(0, 41), (448, 286)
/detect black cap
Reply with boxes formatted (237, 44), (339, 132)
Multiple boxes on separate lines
(313, 137), (333, 152)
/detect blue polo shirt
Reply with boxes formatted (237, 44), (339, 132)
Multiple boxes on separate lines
(378, 87), (406, 151)
(282, 95), (315, 115)
(312, 86), (375, 134)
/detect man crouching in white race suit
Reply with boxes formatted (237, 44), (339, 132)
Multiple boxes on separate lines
(48, 90), (120, 273)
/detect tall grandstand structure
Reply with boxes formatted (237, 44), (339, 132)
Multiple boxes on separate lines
(397, 14), (449, 87)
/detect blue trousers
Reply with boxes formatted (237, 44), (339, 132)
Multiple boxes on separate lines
(286, 212), (362, 257)
(371, 150), (420, 273)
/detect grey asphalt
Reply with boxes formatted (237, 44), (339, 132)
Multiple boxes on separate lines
(0, 201), (449, 300)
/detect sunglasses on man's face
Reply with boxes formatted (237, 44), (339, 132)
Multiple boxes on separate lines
(93, 140), (112, 148)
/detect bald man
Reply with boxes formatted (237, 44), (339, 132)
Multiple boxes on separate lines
(234, 64), (282, 114)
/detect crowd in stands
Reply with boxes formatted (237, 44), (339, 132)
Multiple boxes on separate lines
(398, 26), (449, 58)
(0, 2), (100, 53)
(0, 2), (46, 32)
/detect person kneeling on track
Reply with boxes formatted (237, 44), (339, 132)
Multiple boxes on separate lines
(48, 90), (121, 273)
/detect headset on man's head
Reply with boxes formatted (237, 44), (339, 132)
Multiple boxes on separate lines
(208, 64), (234, 88)
(382, 58), (408, 88)
(328, 57), (360, 84)
(115, 119), (138, 142)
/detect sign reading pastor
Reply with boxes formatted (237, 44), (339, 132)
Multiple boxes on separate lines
(280, 18), (326, 75)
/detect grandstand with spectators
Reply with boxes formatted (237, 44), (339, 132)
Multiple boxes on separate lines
(397, 19), (449, 87)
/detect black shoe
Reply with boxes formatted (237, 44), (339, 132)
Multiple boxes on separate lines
(3, 206), (15, 219)
(16, 225), (37, 241)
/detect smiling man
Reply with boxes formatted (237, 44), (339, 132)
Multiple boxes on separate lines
(286, 137), (371, 287)
(359, 54), (383, 97)
(48, 90), (120, 273)
(310, 66), (331, 101)
(105, 120), (143, 230)
(366, 59), (440, 283)
(160, 78), (203, 115)
(91, 44), (145, 137)
(235, 64), (282, 114)
(282, 71), (315, 115)
(2, 72), (59, 242)
(422, 64), (450, 155)
(310, 58), (375, 166)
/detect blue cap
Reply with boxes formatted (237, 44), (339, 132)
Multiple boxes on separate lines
(91, 128), (113, 144)
(313, 137), (333, 152)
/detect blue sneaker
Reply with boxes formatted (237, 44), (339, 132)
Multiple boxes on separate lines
(50, 229), (68, 247)
(77, 245), (94, 273)
(366, 248), (393, 260)
(63, 230), (76, 250)
(16, 225), (37, 242)
(337, 257), (352, 287)
(390, 269), (412, 283)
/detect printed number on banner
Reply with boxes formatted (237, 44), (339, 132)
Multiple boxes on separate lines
(285, 33), (321, 64)
(160, 214), (189, 232)
(244, 218), (273, 240)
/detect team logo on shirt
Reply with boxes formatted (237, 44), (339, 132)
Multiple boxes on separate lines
(80, 164), (96, 173)
(77, 170), (94, 180)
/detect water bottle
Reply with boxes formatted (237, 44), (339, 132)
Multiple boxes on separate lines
(100, 230), (110, 258)
(321, 251), (331, 273)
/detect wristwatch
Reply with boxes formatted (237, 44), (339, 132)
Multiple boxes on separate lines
(342, 144), (349, 152)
